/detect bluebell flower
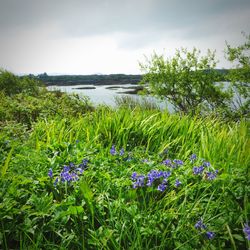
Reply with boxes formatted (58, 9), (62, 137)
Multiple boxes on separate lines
(162, 171), (171, 178)
(79, 159), (88, 169)
(173, 159), (183, 167)
(131, 172), (137, 181)
(163, 159), (172, 166)
(190, 154), (197, 162)
(157, 170), (164, 178)
(54, 177), (59, 186)
(206, 231), (215, 240)
(193, 166), (204, 175)
(146, 177), (154, 186)
(48, 168), (53, 178)
(69, 162), (75, 168)
(157, 183), (167, 192)
(110, 145), (116, 155)
(243, 223), (250, 240)
(120, 148), (125, 156)
(76, 167), (84, 174)
(203, 161), (211, 167)
(60, 170), (72, 182)
(63, 165), (70, 172)
(175, 179), (181, 187)
(133, 175), (145, 188)
(148, 170), (158, 179)
(195, 219), (206, 230)
(206, 170), (218, 180)
(162, 178), (168, 184)
(71, 172), (79, 181)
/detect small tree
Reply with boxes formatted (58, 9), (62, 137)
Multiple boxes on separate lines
(140, 48), (230, 114)
(225, 33), (250, 118)
(0, 70), (40, 96)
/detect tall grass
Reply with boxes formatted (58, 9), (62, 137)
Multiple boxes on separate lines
(0, 107), (249, 249)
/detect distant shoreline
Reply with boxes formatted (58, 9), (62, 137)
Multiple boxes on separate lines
(32, 73), (143, 86)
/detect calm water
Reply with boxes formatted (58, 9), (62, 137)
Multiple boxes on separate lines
(47, 84), (173, 111)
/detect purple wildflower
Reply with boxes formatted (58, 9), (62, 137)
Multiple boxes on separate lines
(173, 159), (183, 167)
(120, 148), (125, 156)
(175, 179), (182, 187)
(69, 162), (75, 168)
(131, 172), (137, 181)
(193, 166), (204, 175)
(110, 145), (116, 155)
(206, 231), (215, 240)
(162, 171), (171, 178)
(203, 161), (211, 167)
(63, 165), (70, 172)
(133, 175), (145, 188)
(48, 168), (53, 178)
(157, 183), (167, 192)
(190, 154), (197, 162)
(54, 177), (58, 186)
(79, 159), (88, 169)
(206, 170), (218, 180)
(76, 167), (84, 174)
(195, 219), (206, 230)
(163, 159), (172, 166)
(162, 178), (168, 184)
(146, 177), (154, 186)
(243, 223), (250, 240)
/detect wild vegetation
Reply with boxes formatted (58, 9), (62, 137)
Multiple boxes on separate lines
(140, 34), (250, 119)
(0, 36), (249, 249)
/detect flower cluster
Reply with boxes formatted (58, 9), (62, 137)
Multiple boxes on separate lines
(48, 159), (88, 186)
(190, 153), (197, 162)
(110, 144), (125, 156)
(193, 166), (204, 175)
(131, 169), (176, 192)
(206, 170), (218, 180)
(195, 219), (215, 240)
(162, 159), (183, 168)
(191, 157), (218, 180)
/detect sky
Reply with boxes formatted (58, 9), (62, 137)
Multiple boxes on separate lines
(0, 0), (250, 75)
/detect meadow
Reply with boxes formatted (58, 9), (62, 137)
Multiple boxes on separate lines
(0, 71), (249, 249)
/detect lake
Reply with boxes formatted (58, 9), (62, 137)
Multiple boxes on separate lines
(47, 84), (174, 111)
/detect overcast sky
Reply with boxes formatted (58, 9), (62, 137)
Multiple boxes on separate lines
(0, 0), (249, 75)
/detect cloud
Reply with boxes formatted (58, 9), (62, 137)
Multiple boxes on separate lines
(1, 0), (250, 38)
(0, 0), (250, 73)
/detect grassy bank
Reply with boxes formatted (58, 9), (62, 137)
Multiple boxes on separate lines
(1, 102), (249, 249)
(0, 71), (249, 249)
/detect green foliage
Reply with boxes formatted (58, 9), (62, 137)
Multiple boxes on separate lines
(140, 48), (230, 114)
(0, 71), (249, 249)
(0, 112), (249, 249)
(0, 89), (93, 127)
(0, 70), (40, 96)
(225, 33), (250, 119)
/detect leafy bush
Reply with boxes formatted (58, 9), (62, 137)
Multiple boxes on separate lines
(140, 48), (231, 115)
(0, 89), (93, 127)
(0, 70), (40, 96)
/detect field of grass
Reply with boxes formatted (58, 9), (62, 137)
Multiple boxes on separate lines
(0, 96), (249, 249)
